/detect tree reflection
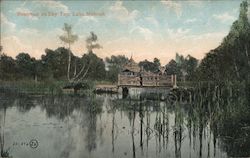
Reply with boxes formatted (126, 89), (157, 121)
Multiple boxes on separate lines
(131, 103), (136, 158)
(40, 96), (81, 120)
(80, 95), (103, 153)
(0, 98), (13, 158)
(16, 96), (36, 113)
(185, 82), (250, 157)
(171, 101), (185, 158)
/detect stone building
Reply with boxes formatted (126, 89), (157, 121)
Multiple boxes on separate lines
(118, 57), (175, 87)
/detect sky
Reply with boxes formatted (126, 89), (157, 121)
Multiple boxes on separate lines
(0, 0), (248, 64)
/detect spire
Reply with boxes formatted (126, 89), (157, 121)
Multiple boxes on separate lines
(129, 53), (134, 62)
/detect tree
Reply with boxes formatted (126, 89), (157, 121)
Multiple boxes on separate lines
(165, 54), (198, 81)
(197, 1), (250, 82)
(183, 55), (198, 80)
(0, 54), (16, 80)
(86, 32), (102, 53)
(0, 46), (2, 56)
(59, 23), (78, 81)
(59, 23), (103, 83)
(41, 47), (69, 79)
(175, 53), (185, 66)
(81, 52), (106, 80)
(165, 59), (181, 76)
(196, 52), (220, 81)
(139, 59), (158, 72)
(72, 32), (103, 82)
(16, 53), (37, 80)
(105, 55), (129, 82)
(153, 58), (161, 67)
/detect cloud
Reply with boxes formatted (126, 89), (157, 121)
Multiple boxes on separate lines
(34, 1), (69, 12)
(161, 0), (182, 17)
(1, 27), (67, 59)
(191, 32), (227, 41)
(109, 1), (140, 23)
(183, 31), (227, 57)
(144, 17), (159, 27)
(187, 1), (203, 8)
(213, 12), (236, 23)
(1, 35), (34, 57)
(19, 28), (40, 36)
(161, 0), (203, 17)
(16, 7), (30, 13)
(184, 18), (197, 24)
(166, 28), (190, 40)
(130, 26), (153, 41)
(1, 13), (16, 30)
(77, 16), (98, 24)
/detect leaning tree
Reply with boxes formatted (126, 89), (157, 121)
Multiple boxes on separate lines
(59, 23), (102, 83)
(59, 23), (78, 82)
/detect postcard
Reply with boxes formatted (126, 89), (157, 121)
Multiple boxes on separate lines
(0, 0), (250, 158)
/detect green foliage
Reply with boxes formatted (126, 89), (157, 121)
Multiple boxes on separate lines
(0, 46), (2, 54)
(185, 55), (199, 80)
(153, 58), (161, 67)
(59, 23), (78, 47)
(105, 55), (129, 83)
(16, 53), (37, 79)
(86, 32), (102, 53)
(197, 1), (250, 82)
(0, 54), (16, 80)
(41, 47), (69, 79)
(165, 59), (181, 76)
(81, 52), (106, 80)
(139, 59), (159, 72)
(165, 54), (198, 81)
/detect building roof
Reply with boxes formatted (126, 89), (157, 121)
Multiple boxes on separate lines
(122, 56), (141, 72)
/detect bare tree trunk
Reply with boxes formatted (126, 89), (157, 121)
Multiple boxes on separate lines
(35, 74), (38, 83)
(245, 45), (250, 67)
(67, 48), (91, 83)
(77, 62), (91, 82)
(74, 60), (77, 76)
(67, 37), (71, 82)
(233, 59), (240, 79)
(71, 64), (86, 81)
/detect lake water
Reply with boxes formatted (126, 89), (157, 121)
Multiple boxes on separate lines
(0, 93), (249, 158)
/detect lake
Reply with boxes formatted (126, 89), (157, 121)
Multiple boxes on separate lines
(0, 91), (249, 158)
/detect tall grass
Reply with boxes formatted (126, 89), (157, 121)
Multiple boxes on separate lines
(0, 80), (65, 95)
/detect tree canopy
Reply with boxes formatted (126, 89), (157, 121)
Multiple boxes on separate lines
(197, 0), (250, 82)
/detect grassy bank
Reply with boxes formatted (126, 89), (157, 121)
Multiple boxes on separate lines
(0, 80), (115, 96)
(0, 80), (66, 95)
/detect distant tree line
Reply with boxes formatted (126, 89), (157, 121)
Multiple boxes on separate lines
(0, 47), (106, 82)
(0, 47), (198, 83)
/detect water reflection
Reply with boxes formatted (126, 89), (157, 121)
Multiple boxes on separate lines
(0, 95), (13, 158)
(0, 83), (249, 158)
